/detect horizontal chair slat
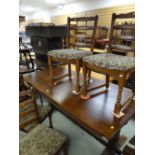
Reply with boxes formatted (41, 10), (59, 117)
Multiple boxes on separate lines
(113, 25), (135, 30)
(19, 90), (31, 97)
(113, 12), (135, 18)
(69, 34), (92, 39)
(70, 26), (95, 30)
(20, 117), (38, 129)
(70, 16), (96, 21)
(20, 99), (33, 108)
(112, 35), (135, 40)
(20, 107), (36, 117)
(111, 45), (135, 51)
(72, 42), (92, 47)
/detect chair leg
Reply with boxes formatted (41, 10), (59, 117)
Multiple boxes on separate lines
(88, 69), (91, 83)
(106, 75), (110, 90)
(80, 63), (90, 99)
(68, 63), (72, 80)
(39, 94), (43, 105)
(113, 74), (126, 118)
(63, 142), (68, 155)
(48, 112), (53, 128)
(48, 56), (54, 86)
(72, 60), (80, 94)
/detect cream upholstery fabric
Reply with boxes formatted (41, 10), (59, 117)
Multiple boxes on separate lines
(48, 49), (92, 60)
(83, 53), (135, 70)
(20, 124), (67, 155)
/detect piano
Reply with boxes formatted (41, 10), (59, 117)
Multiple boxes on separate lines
(26, 23), (67, 68)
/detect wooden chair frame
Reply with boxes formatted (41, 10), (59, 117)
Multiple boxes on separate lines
(48, 15), (98, 94)
(81, 12), (135, 118)
(19, 89), (53, 129)
(19, 90), (68, 155)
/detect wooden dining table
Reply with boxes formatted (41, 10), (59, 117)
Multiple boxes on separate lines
(24, 67), (135, 154)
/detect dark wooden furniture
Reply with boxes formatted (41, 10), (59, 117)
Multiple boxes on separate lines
(19, 89), (53, 129)
(19, 89), (68, 155)
(80, 12), (135, 119)
(48, 16), (98, 94)
(24, 68), (135, 154)
(26, 24), (67, 68)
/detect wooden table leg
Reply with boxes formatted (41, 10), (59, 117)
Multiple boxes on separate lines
(48, 56), (54, 86)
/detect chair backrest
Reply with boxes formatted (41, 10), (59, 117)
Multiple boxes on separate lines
(108, 12), (135, 56)
(96, 26), (109, 39)
(67, 15), (98, 53)
(19, 90), (40, 130)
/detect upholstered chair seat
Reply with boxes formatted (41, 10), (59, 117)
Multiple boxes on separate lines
(48, 49), (92, 60)
(83, 53), (135, 70)
(20, 124), (67, 155)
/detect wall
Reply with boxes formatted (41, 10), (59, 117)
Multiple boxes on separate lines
(50, 4), (134, 26)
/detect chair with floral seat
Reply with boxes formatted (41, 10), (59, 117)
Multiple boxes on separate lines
(80, 12), (135, 118)
(19, 89), (53, 130)
(19, 89), (68, 155)
(48, 15), (98, 94)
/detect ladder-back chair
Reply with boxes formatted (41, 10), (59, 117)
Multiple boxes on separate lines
(19, 89), (53, 130)
(19, 90), (68, 155)
(48, 15), (98, 94)
(81, 12), (135, 118)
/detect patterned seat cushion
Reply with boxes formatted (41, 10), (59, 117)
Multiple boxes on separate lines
(48, 49), (92, 60)
(83, 53), (135, 70)
(20, 124), (67, 155)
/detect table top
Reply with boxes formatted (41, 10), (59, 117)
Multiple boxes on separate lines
(24, 67), (135, 140)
